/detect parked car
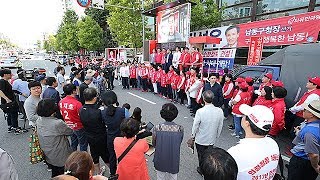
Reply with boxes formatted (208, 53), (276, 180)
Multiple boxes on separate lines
(0, 56), (18, 69)
(25, 67), (46, 82)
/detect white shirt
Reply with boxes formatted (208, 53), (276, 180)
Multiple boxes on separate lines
(192, 104), (224, 145)
(119, 66), (130, 78)
(172, 51), (181, 68)
(290, 93), (320, 114)
(188, 80), (201, 98)
(56, 73), (65, 95)
(228, 137), (279, 180)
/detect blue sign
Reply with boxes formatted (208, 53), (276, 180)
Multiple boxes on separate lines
(77, 0), (91, 8)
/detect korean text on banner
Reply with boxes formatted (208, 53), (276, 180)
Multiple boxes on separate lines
(202, 48), (236, 75)
(238, 10), (320, 47)
(247, 37), (264, 66)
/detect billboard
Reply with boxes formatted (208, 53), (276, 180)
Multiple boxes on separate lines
(190, 10), (320, 48)
(156, 3), (191, 43)
(202, 48), (236, 75)
(247, 37), (264, 66)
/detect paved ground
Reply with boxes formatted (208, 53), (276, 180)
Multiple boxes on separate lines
(1, 59), (318, 180)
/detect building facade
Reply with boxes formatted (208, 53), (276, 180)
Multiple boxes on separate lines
(220, 0), (320, 26)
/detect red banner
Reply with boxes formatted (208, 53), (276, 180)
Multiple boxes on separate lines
(237, 11), (320, 47)
(247, 37), (264, 66)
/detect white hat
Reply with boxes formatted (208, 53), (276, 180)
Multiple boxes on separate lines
(86, 69), (96, 77)
(303, 100), (320, 118)
(239, 104), (274, 131)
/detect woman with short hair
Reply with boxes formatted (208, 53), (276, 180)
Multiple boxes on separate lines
(36, 99), (73, 178)
(114, 118), (150, 180)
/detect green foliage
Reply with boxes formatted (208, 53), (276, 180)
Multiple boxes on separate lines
(84, 7), (117, 48)
(36, 40), (41, 50)
(77, 16), (104, 51)
(62, 10), (79, 25)
(106, 0), (149, 48)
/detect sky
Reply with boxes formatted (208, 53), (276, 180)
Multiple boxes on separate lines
(0, 0), (85, 49)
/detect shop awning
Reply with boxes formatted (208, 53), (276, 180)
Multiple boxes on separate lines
(189, 36), (221, 44)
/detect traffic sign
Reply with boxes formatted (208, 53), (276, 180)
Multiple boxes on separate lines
(77, 0), (91, 8)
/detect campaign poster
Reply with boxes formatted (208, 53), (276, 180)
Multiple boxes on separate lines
(247, 37), (264, 66)
(237, 10), (320, 47)
(156, 3), (191, 43)
(202, 48), (236, 75)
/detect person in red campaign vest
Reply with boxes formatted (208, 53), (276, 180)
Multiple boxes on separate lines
(149, 65), (158, 94)
(191, 47), (203, 68)
(166, 65), (175, 99)
(182, 47), (191, 71)
(245, 76), (254, 105)
(171, 69), (180, 102)
(177, 71), (187, 105)
(253, 86), (273, 108)
(186, 68), (197, 108)
(139, 63), (149, 92)
(223, 74), (234, 118)
(230, 82), (251, 138)
(155, 48), (162, 66)
(130, 64), (137, 89)
(160, 69), (168, 98)
(255, 73), (272, 95)
(289, 76), (320, 135)
(188, 73), (202, 117)
(269, 86), (287, 137)
(228, 77), (245, 130)
(156, 65), (164, 96)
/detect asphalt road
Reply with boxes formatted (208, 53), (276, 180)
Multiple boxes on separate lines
(0, 59), (317, 180)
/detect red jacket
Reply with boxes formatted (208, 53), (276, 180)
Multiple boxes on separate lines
(130, 67), (137, 79)
(156, 70), (164, 83)
(171, 74), (180, 90)
(259, 82), (272, 91)
(183, 53), (191, 67)
(223, 81), (234, 99)
(177, 75), (186, 90)
(155, 53), (162, 64)
(161, 72), (167, 87)
(269, 98), (286, 136)
(140, 67), (148, 79)
(253, 96), (273, 108)
(232, 91), (251, 115)
(59, 96), (83, 130)
(166, 70), (175, 84)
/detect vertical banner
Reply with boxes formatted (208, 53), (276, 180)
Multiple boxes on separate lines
(202, 48), (236, 75)
(247, 36), (264, 66)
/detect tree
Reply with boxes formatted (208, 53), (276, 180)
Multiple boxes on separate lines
(190, 0), (223, 31)
(43, 35), (57, 53)
(84, 7), (117, 48)
(77, 16), (104, 51)
(36, 40), (42, 50)
(106, 0), (150, 48)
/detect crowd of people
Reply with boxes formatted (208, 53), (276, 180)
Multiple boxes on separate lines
(0, 45), (319, 180)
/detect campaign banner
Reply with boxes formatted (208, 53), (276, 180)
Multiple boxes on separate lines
(202, 48), (236, 75)
(156, 3), (191, 43)
(247, 37), (264, 66)
(237, 10), (320, 47)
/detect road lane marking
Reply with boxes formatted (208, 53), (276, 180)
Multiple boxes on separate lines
(281, 155), (290, 162)
(127, 92), (156, 105)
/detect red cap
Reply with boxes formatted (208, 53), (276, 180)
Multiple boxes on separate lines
(264, 73), (273, 80)
(238, 82), (249, 89)
(245, 77), (253, 83)
(272, 80), (284, 87)
(235, 77), (245, 83)
(308, 77), (320, 86)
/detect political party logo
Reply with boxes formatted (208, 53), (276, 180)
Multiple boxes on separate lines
(77, 0), (91, 8)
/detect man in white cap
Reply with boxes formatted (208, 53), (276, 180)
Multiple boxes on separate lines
(287, 100), (320, 180)
(228, 104), (279, 179)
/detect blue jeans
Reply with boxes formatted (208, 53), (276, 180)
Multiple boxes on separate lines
(71, 128), (88, 151)
(233, 115), (243, 136)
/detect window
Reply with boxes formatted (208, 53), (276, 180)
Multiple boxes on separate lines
(257, 0), (310, 15)
(236, 70), (265, 81)
(221, 18), (251, 26)
(220, 0), (252, 7)
(256, 8), (308, 20)
(223, 2), (253, 20)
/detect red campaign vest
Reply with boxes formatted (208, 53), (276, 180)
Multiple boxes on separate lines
(155, 53), (162, 64)
(232, 88), (239, 99)
(155, 70), (162, 82)
(179, 52), (185, 63)
(178, 75), (186, 90)
(161, 72), (167, 87)
(296, 89), (320, 117)
(130, 67), (137, 79)
(253, 96), (273, 108)
(223, 81), (234, 99)
(191, 52), (197, 63)
(140, 67), (148, 79)
(248, 86), (254, 105)
(149, 70), (156, 83)
(183, 53), (191, 66)
(259, 82), (272, 91)
(171, 74), (180, 90)
(232, 92), (251, 115)
(166, 70), (175, 84)
(190, 52), (202, 65)
(185, 76), (196, 91)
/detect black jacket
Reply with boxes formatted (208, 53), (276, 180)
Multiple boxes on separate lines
(204, 82), (223, 107)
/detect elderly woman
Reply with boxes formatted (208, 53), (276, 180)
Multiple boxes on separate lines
(36, 99), (73, 178)
(114, 118), (150, 180)
(152, 103), (184, 180)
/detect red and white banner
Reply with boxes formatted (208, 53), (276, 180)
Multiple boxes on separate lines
(247, 37), (264, 66)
